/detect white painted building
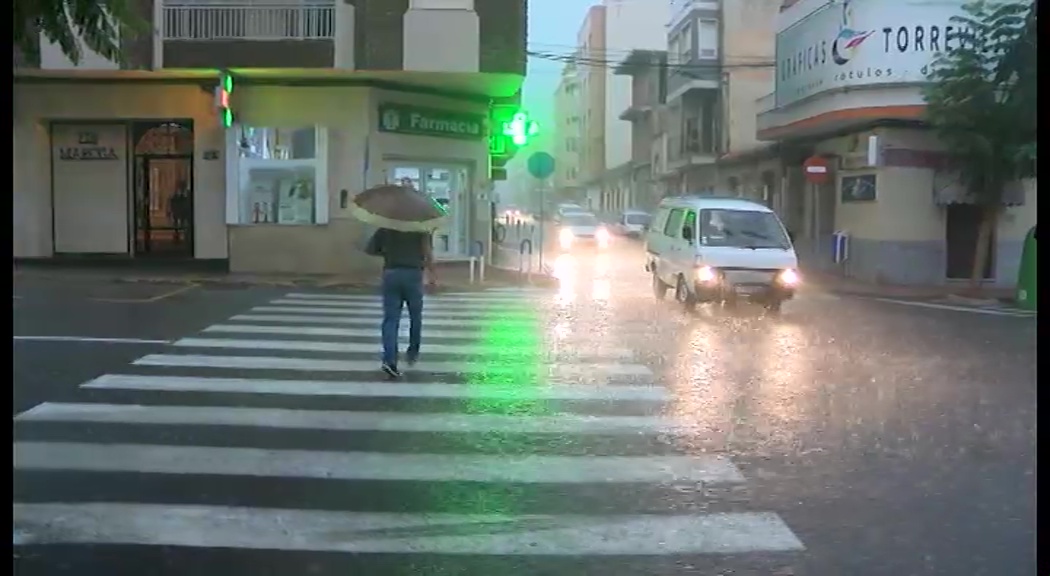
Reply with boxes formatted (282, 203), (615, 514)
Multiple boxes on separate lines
(13, 0), (527, 274)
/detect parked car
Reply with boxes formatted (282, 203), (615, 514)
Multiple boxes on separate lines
(644, 196), (799, 314)
(615, 210), (651, 238)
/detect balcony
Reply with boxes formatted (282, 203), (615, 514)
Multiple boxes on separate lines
(160, 1), (342, 69)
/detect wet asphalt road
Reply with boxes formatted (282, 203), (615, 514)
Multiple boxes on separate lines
(13, 243), (1037, 576)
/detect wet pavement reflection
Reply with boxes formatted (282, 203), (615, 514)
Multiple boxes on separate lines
(13, 236), (1036, 576)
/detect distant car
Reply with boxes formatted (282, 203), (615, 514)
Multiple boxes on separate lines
(556, 203), (589, 218)
(615, 210), (651, 238)
(556, 212), (610, 251)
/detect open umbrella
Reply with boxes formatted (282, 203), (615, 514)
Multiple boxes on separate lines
(348, 184), (448, 232)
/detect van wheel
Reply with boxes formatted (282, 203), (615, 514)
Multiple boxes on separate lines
(675, 275), (697, 312)
(765, 300), (782, 315)
(652, 272), (669, 300)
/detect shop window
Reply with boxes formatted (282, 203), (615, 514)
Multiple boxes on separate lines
(229, 125), (328, 225)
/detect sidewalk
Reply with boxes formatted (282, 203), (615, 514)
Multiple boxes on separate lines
(803, 268), (1017, 304)
(14, 260), (558, 292)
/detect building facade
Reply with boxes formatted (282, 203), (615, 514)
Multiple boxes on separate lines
(552, 61), (583, 202)
(561, 1), (667, 215)
(755, 0), (1034, 286)
(14, 0), (528, 274)
(613, 49), (668, 212)
(661, 0), (782, 198)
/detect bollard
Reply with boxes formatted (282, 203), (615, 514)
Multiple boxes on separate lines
(472, 241), (486, 284)
(468, 257), (477, 284)
(518, 238), (533, 278)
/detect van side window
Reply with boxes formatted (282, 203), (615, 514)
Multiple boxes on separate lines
(682, 210), (696, 240)
(664, 209), (685, 236)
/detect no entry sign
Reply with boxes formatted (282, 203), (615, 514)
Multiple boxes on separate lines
(803, 155), (831, 185)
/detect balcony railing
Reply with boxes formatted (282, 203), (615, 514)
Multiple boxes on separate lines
(162, 2), (336, 41)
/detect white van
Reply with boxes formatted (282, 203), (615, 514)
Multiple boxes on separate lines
(644, 196), (800, 313)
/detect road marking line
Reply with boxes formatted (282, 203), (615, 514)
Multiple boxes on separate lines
(203, 324), (478, 339)
(229, 314), (534, 328)
(270, 298), (534, 310)
(90, 283), (199, 304)
(872, 297), (1035, 317)
(173, 337), (636, 359)
(284, 292), (540, 302)
(16, 403), (676, 434)
(133, 354), (654, 377)
(13, 442), (744, 484)
(13, 336), (170, 345)
(253, 306), (533, 318)
(79, 374), (670, 401)
(13, 503), (805, 555)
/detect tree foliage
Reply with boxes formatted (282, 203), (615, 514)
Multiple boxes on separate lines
(922, 0), (1037, 203)
(13, 0), (146, 66)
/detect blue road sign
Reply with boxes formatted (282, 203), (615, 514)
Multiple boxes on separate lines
(527, 152), (556, 179)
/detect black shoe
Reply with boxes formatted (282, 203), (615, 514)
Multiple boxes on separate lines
(406, 351), (419, 367)
(381, 363), (402, 379)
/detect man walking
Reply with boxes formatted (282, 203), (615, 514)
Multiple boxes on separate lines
(365, 227), (435, 378)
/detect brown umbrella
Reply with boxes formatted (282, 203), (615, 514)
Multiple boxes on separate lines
(348, 184), (448, 232)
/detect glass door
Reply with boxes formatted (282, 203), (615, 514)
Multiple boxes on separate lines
(386, 163), (470, 259)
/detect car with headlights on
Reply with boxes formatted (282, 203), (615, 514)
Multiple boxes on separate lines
(644, 196), (800, 314)
(556, 212), (610, 251)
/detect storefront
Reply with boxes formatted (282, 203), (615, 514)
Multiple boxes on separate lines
(14, 71), (514, 274)
(756, 0), (1035, 286)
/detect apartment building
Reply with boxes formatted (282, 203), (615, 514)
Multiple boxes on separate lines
(552, 61), (583, 202)
(14, 0), (527, 274)
(660, 0), (782, 198)
(754, 0), (1034, 286)
(568, 0), (667, 214)
(613, 49), (668, 212)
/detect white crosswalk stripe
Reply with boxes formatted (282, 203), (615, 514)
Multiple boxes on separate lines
(13, 288), (805, 562)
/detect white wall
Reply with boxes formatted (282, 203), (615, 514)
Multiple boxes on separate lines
(603, 0), (668, 170)
(13, 83), (227, 259)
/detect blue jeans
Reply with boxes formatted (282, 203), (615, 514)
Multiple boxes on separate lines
(380, 267), (424, 366)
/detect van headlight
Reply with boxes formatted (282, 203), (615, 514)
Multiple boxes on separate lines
(778, 268), (800, 285)
(696, 265), (717, 283)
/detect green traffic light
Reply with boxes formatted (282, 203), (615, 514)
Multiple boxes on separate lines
(222, 73), (233, 92)
(222, 108), (233, 128)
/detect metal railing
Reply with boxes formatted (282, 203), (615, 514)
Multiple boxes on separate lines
(162, 2), (336, 41)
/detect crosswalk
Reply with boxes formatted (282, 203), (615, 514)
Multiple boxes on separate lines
(13, 288), (805, 568)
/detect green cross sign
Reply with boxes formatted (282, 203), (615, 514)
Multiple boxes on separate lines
(503, 112), (539, 146)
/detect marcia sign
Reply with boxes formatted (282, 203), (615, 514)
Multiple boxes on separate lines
(774, 0), (973, 108)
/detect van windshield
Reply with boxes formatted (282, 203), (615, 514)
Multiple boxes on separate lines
(699, 209), (791, 249)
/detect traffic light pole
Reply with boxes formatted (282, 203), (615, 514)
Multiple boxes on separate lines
(537, 177), (547, 274)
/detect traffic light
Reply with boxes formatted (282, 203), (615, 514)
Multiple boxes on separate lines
(215, 71), (234, 128)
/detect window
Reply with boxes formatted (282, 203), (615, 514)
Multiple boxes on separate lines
(682, 210), (696, 240)
(228, 125), (328, 225)
(698, 209), (791, 249)
(668, 36), (681, 64)
(698, 19), (718, 58)
(679, 23), (693, 61)
(663, 208), (685, 236)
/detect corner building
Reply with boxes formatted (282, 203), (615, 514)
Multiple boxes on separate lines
(756, 0), (1034, 286)
(14, 0), (527, 274)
